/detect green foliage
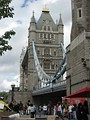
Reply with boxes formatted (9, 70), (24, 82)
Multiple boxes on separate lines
(0, 0), (16, 55)
(0, 92), (9, 101)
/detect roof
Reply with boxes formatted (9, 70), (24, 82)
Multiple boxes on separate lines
(36, 11), (57, 31)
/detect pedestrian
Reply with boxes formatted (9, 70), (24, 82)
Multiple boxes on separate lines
(19, 101), (23, 115)
(77, 102), (83, 120)
(68, 103), (74, 120)
(38, 105), (42, 117)
(55, 103), (59, 115)
(43, 104), (47, 115)
(30, 103), (36, 118)
(57, 102), (64, 120)
(72, 104), (77, 120)
(82, 100), (89, 120)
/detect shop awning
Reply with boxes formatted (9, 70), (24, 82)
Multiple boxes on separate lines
(65, 87), (90, 98)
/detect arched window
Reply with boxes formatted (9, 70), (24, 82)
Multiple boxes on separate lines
(44, 26), (46, 30)
(48, 26), (50, 31)
(44, 48), (50, 56)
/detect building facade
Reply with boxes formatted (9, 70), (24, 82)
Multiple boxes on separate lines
(66, 0), (90, 95)
(19, 7), (64, 103)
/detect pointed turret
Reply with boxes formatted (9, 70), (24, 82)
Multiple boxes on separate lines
(29, 11), (36, 32)
(31, 11), (36, 23)
(57, 14), (63, 33)
(57, 14), (64, 44)
(28, 11), (36, 44)
(58, 14), (63, 25)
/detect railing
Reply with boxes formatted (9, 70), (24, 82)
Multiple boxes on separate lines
(32, 80), (66, 96)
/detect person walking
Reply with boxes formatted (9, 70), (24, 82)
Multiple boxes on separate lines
(30, 103), (36, 118)
(77, 102), (83, 120)
(68, 103), (74, 120)
(43, 104), (47, 115)
(57, 102), (64, 120)
(82, 100), (89, 120)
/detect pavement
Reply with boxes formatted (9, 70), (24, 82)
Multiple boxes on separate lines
(20, 115), (69, 120)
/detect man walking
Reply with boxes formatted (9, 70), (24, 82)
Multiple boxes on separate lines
(58, 102), (64, 120)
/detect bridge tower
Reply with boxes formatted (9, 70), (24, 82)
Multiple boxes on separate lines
(66, 0), (90, 95)
(20, 7), (64, 103)
(71, 0), (90, 41)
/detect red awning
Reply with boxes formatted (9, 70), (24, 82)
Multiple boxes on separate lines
(65, 87), (90, 98)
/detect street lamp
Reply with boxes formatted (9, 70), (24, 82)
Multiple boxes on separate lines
(11, 84), (15, 102)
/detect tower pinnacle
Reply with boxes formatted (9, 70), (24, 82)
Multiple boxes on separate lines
(42, 5), (49, 13)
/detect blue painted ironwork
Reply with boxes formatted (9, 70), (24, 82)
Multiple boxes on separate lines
(32, 40), (66, 87)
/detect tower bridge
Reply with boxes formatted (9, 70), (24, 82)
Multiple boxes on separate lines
(18, 7), (67, 105)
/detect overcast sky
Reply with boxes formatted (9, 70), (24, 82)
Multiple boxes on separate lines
(0, 0), (72, 92)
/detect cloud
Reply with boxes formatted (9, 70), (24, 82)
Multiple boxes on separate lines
(0, 77), (19, 92)
(42, 0), (59, 4)
(0, 0), (72, 92)
(21, 0), (38, 8)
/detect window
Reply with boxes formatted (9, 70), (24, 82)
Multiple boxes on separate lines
(44, 48), (50, 56)
(51, 64), (54, 69)
(51, 34), (54, 39)
(48, 26), (50, 31)
(54, 51), (56, 56)
(44, 63), (50, 69)
(40, 33), (42, 38)
(48, 34), (50, 39)
(77, 8), (82, 18)
(44, 26), (46, 30)
(79, 9), (82, 17)
(37, 50), (40, 55)
(44, 34), (46, 38)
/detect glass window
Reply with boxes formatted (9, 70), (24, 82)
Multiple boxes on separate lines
(44, 26), (46, 30)
(44, 34), (46, 38)
(79, 9), (82, 17)
(54, 51), (56, 56)
(48, 34), (50, 39)
(77, 8), (82, 18)
(37, 50), (40, 55)
(44, 63), (50, 69)
(44, 48), (50, 56)
(51, 34), (54, 38)
(51, 64), (54, 69)
(40, 33), (42, 38)
(48, 26), (50, 31)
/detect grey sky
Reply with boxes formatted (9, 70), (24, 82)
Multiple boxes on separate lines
(0, 0), (72, 92)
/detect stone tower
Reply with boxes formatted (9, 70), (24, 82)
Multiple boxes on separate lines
(20, 7), (64, 102)
(71, 0), (90, 41)
(66, 0), (90, 95)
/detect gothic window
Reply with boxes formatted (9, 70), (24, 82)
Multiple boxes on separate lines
(44, 62), (50, 69)
(37, 50), (40, 55)
(48, 26), (50, 31)
(44, 26), (46, 30)
(51, 34), (54, 39)
(77, 8), (82, 18)
(51, 64), (54, 69)
(48, 34), (50, 39)
(54, 51), (57, 56)
(44, 33), (46, 39)
(40, 33), (43, 38)
(44, 48), (50, 56)
(40, 63), (42, 67)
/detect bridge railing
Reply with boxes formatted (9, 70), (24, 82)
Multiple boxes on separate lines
(32, 79), (66, 96)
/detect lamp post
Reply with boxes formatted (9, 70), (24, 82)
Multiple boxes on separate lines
(11, 84), (15, 102)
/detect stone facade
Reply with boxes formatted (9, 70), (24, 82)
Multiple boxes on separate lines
(71, 0), (90, 41)
(66, 0), (90, 95)
(19, 8), (64, 104)
(66, 31), (90, 94)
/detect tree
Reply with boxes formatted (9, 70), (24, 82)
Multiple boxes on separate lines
(0, 0), (15, 56)
(0, 91), (9, 101)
